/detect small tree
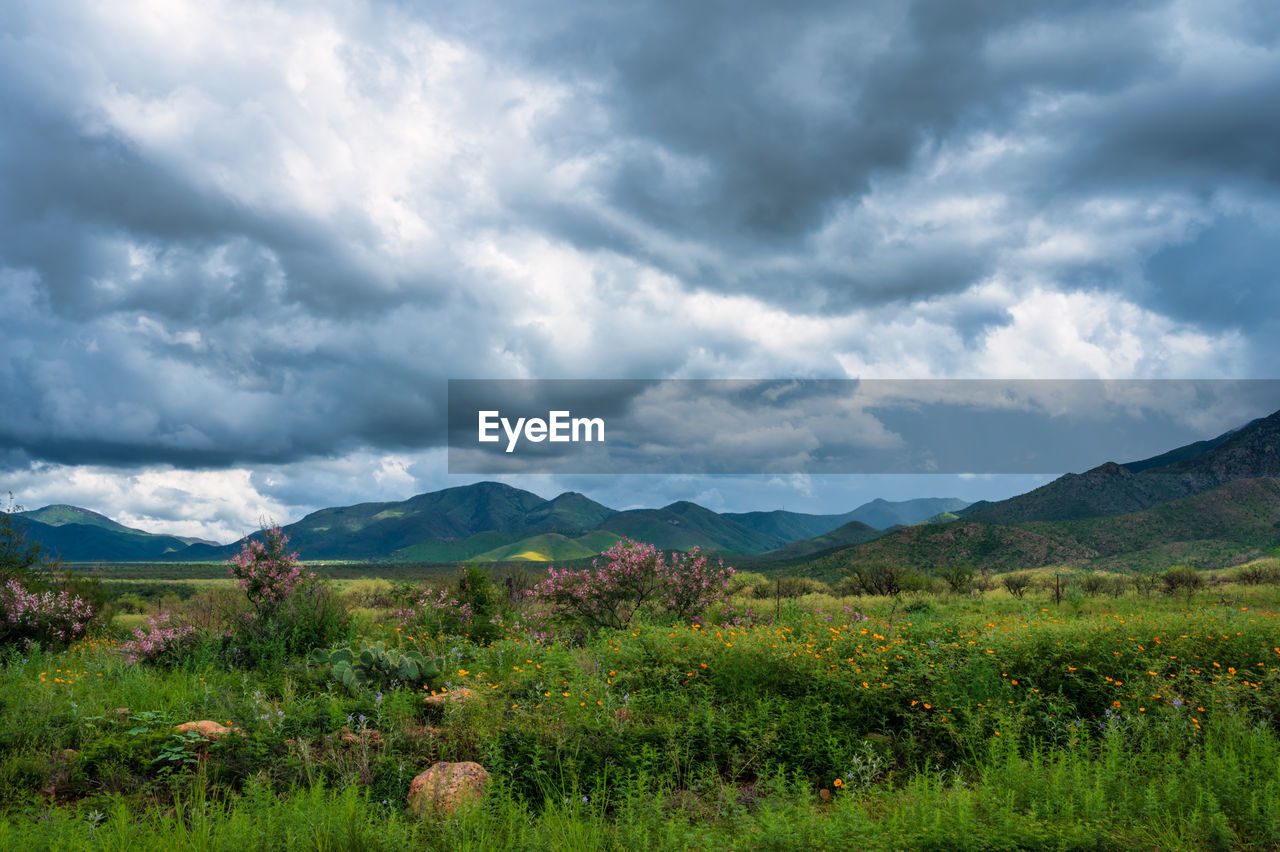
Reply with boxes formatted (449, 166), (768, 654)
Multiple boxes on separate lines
(1001, 572), (1032, 599)
(940, 564), (974, 595)
(1163, 564), (1203, 605)
(845, 562), (908, 597)
(0, 493), (43, 583)
(228, 525), (305, 617)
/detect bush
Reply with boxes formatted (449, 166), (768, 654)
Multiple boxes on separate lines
(0, 578), (96, 650)
(221, 528), (348, 666)
(845, 562), (914, 597)
(119, 611), (198, 665)
(1163, 564), (1203, 603)
(940, 564), (974, 594)
(1001, 572), (1032, 599)
(456, 564), (502, 645)
(228, 525), (306, 617)
(1235, 562), (1279, 586)
(532, 538), (734, 632)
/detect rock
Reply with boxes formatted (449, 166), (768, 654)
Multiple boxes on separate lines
(337, 727), (384, 747)
(424, 687), (477, 708)
(407, 761), (489, 816)
(175, 720), (235, 738)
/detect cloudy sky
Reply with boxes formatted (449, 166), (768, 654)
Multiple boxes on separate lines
(2, 0), (1278, 542)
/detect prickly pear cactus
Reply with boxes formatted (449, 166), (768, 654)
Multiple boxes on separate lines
(310, 642), (444, 693)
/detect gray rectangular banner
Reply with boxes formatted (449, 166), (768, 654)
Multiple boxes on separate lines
(447, 379), (1280, 474)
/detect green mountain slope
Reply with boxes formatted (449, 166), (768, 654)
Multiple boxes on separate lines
(843, 497), (972, 529)
(797, 477), (1280, 578)
(472, 531), (624, 562)
(598, 501), (784, 554)
(759, 519), (882, 560)
(962, 409), (1280, 524)
(19, 504), (150, 536)
(12, 516), (195, 562)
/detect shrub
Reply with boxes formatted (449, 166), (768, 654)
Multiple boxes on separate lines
(0, 578), (95, 650)
(222, 527), (348, 666)
(1163, 564), (1203, 603)
(844, 562), (917, 597)
(228, 525), (307, 617)
(119, 611), (197, 665)
(1235, 562), (1279, 586)
(395, 584), (471, 639)
(0, 493), (43, 583)
(532, 538), (734, 632)
(939, 564), (974, 594)
(456, 564), (502, 644)
(1001, 572), (1032, 599)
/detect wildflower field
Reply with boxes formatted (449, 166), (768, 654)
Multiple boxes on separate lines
(4, 542), (1280, 849)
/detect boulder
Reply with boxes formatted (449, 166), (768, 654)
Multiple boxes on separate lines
(407, 761), (489, 816)
(175, 720), (236, 738)
(424, 687), (477, 708)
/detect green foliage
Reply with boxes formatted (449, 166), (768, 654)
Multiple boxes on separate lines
(224, 576), (349, 668)
(311, 642), (443, 693)
(8, 569), (1280, 847)
(1001, 572), (1032, 598)
(456, 564), (501, 644)
(939, 563), (974, 594)
(0, 494), (43, 583)
(844, 562), (914, 596)
(1164, 564), (1204, 602)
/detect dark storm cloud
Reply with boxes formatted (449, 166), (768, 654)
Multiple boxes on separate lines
(1, 0), (1278, 483)
(438, 0), (1181, 299)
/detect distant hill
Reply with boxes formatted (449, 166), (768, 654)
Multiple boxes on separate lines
(11, 514), (196, 562)
(19, 504), (151, 536)
(842, 497), (971, 529)
(595, 501), (784, 554)
(795, 477), (1280, 578)
(758, 519), (883, 561)
(962, 410), (1280, 524)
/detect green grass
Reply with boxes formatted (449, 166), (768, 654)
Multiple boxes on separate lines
(6, 581), (1280, 849)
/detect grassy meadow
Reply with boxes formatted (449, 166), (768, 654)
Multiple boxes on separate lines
(4, 564), (1280, 850)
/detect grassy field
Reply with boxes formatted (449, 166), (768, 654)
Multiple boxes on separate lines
(4, 575), (1280, 849)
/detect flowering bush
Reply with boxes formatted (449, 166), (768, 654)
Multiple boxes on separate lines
(228, 526), (308, 615)
(532, 538), (734, 632)
(120, 611), (197, 665)
(394, 585), (472, 638)
(0, 578), (95, 650)
(395, 565), (503, 644)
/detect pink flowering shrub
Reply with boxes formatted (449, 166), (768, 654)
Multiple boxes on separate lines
(531, 538), (735, 632)
(222, 525), (347, 666)
(120, 611), (197, 665)
(395, 565), (503, 644)
(0, 578), (95, 650)
(228, 526), (308, 615)
(394, 585), (472, 638)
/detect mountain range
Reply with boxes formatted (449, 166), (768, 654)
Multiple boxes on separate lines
(794, 409), (1280, 576)
(7, 487), (967, 563)
(12, 407), (1280, 570)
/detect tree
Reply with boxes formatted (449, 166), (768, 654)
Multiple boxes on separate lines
(0, 493), (43, 583)
(1001, 572), (1032, 599)
(1162, 564), (1203, 605)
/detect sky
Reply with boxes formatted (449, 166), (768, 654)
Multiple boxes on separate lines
(2, 0), (1278, 542)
